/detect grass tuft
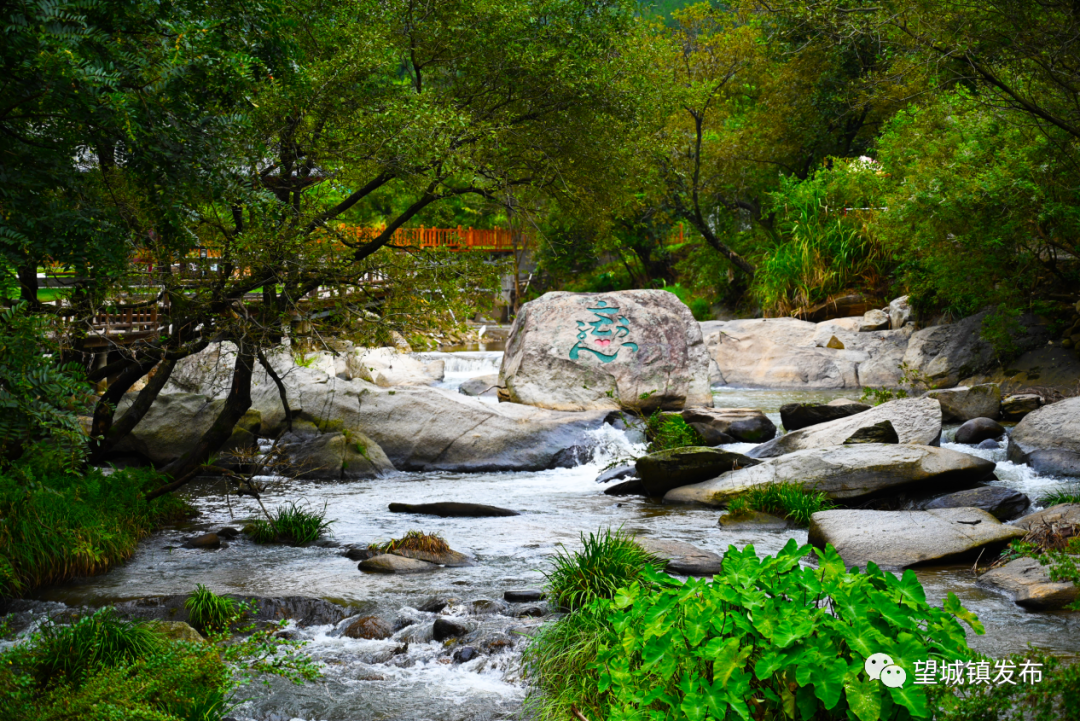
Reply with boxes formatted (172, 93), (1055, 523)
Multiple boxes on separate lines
(1040, 488), (1080, 508)
(520, 602), (609, 721)
(368, 530), (450, 555)
(185, 584), (237, 635)
(723, 482), (836, 527)
(544, 527), (664, 612)
(245, 501), (333, 544)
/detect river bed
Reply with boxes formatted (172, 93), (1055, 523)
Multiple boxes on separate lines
(20, 356), (1080, 721)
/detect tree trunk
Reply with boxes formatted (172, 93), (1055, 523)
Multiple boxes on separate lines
(91, 358), (177, 461)
(18, 262), (38, 305)
(88, 358), (159, 447)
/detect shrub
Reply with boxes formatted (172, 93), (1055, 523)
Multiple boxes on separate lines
(368, 530), (450, 555)
(245, 501), (333, 544)
(644, 411), (704, 452)
(723, 481), (837, 527)
(185, 585), (237, 635)
(543, 528), (664, 612)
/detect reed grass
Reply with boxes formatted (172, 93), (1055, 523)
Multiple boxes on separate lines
(544, 527), (663, 612)
(185, 584), (237, 635)
(246, 501), (334, 544)
(368, 530), (450, 555)
(724, 482), (836, 527)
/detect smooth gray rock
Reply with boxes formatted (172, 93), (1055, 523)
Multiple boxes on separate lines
(596, 464), (636, 484)
(603, 479), (645, 495)
(807, 508), (1026, 569)
(1001, 394), (1043, 421)
(979, 557), (1080, 610)
(181, 533), (221, 550)
(780, 399), (871, 432)
(977, 439), (1001, 450)
(358, 554), (439, 573)
(388, 502), (519, 517)
(459, 374), (500, 397)
(504, 589), (545, 602)
(843, 420), (899, 444)
(390, 548), (474, 567)
(1014, 503), (1080, 531)
(861, 309), (890, 332)
(343, 616), (394, 640)
(717, 511), (788, 531)
(281, 426), (394, 480)
(635, 447), (760, 497)
(1007, 397), (1080, 477)
(888, 296), (912, 330)
(677, 408), (776, 443)
(748, 397), (942, 459)
(664, 444), (995, 506)
(954, 418), (1005, 445)
(499, 290), (712, 412)
(433, 618), (473, 641)
(634, 538), (724, 576)
(688, 423), (735, 446)
(920, 486), (1030, 521)
(924, 384), (1002, 422)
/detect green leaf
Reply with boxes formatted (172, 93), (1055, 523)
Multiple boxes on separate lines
(844, 673), (883, 721)
(943, 592), (985, 634)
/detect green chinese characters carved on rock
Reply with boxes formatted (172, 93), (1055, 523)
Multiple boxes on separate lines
(568, 300), (639, 363)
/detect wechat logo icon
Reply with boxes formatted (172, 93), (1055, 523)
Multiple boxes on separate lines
(865, 653), (908, 688)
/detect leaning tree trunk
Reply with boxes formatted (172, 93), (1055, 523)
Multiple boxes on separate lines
(88, 358), (160, 447)
(90, 358), (177, 462)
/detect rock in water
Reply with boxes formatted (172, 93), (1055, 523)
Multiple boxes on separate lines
(1001, 394), (1043, 421)
(843, 420), (899, 444)
(389, 548), (474, 567)
(748, 397), (942, 459)
(676, 408), (776, 443)
(181, 533), (221, 550)
(979, 557), (1080, 610)
(924, 384), (1002, 422)
(595, 464), (636, 484)
(663, 444), (995, 506)
(635, 447), (760, 497)
(633, 538), (724, 576)
(358, 554), (439, 574)
(688, 423), (735, 446)
(498, 290), (712, 412)
(388, 502), (519, 517)
(780, 399), (871, 432)
(1014, 503), (1080, 530)
(954, 418), (1005, 445)
(976, 439), (1000, 450)
(1007, 397), (1080, 477)
(807, 508), (1025, 569)
(504, 589), (545, 602)
(717, 511), (788, 531)
(603, 479), (645, 496)
(432, 618), (472, 642)
(920, 486), (1030, 521)
(459, 374), (500, 397)
(343, 616), (394, 640)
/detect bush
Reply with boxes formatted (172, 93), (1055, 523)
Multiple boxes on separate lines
(525, 538), (984, 721)
(185, 585), (237, 635)
(0, 465), (191, 597)
(245, 501), (333, 544)
(544, 528), (664, 612)
(644, 411), (704, 452)
(724, 482), (837, 527)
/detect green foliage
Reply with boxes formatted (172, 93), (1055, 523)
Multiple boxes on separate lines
(245, 501), (333, 544)
(0, 303), (93, 464)
(544, 528), (665, 612)
(861, 363), (934, 404)
(368, 530), (450, 555)
(0, 465), (189, 597)
(723, 482), (836, 527)
(1039, 489), (1080, 507)
(185, 585), (237, 636)
(644, 411), (705, 451)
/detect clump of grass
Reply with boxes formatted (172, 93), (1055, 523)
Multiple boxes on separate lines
(644, 411), (704, 451)
(520, 601), (609, 721)
(544, 527), (664, 612)
(368, 530), (450, 555)
(723, 482), (836, 527)
(245, 501), (334, 544)
(185, 584), (237, 635)
(1040, 488), (1080, 507)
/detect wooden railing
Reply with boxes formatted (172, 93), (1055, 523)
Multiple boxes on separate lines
(342, 225), (530, 251)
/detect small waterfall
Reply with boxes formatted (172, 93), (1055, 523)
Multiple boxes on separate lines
(581, 424), (648, 468)
(413, 351), (503, 377)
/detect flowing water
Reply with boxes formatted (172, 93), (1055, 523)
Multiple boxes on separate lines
(18, 366), (1080, 721)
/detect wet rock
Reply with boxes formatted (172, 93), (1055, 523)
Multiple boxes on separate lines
(432, 617), (472, 642)
(453, 646), (479, 663)
(1014, 503), (1080, 531)
(281, 427), (394, 480)
(459, 374), (499, 397)
(717, 511), (788, 531)
(390, 548), (474, 567)
(843, 420), (899, 445)
(780, 399), (871, 432)
(676, 408), (777, 443)
(924, 384), (1002, 422)
(344, 616), (394, 640)
(1001, 394), (1043, 421)
(665, 444), (994, 506)
(635, 447), (760, 497)
(343, 546), (379, 561)
(388, 502), (519, 518)
(955, 418), (1005, 445)
(633, 538), (724, 576)
(748, 397), (942, 459)
(689, 423), (736, 446)
(116, 594), (353, 628)
(480, 635), (516, 654)
(548, 445), (592, 468)
(358, 554), (439, 574)
(977, 438), (1000, 450)
(181, 533), (221, 550)
(153, 621), (205, 643)
(979, 557), (1080, 610)
(807, 508), (1026, 569)
(500, 290), (713, 412)
(504, 589), (545, 602)
(468, 599), (509, 615)
(1008, 397), (1080, 477)
(920, 486), (1030, 521)
(511, 605), (547, 618)
(416, 597), (455, 614)
(217, 527), (240, 539)
(603, 479), (645, 496)
(595, 464), (636, 484)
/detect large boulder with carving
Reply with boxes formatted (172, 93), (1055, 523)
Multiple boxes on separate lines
(498, 290), (712, 412)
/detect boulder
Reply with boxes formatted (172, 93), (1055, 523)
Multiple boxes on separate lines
(595, 464), (636, 485)
(689, 423), (735, 446)
(794, 294), (870, 323)
(1001, 394), (1043, 421)
(977, 439), (1000, 450)
(780, 399), (871, 432)
(181, 533), (221, 550)
(389, 548), (474, 567)
(499, 290), (712, 412)
(663, 444), (995, 506)
(343, 616), (394, 640)
(843, 420), (899, 445)
(1014, 503), (1080, 531)
(357, 554), (439, 574)
(1007, 397), (1080, 477)
(153, 621), (205, 643)
(280, 424), (394, 480)
(954, 418), (1005, 445)
(888, 296), (912, 330)
(924, 384), (1002, 422)
(432, 618), (473, 642)
(920, 486), (1030, 521)
(459, 374), (500, 397)
(635, 447), (760, 497)
(343, 546), (379, 561)
(346, 347), (441, 387)
(807, 508), (1026, 569)
(676, 408), (777, 443)
(979, 557), (1080, 610)
(717, 511), (789, 531)
(217, 527), (240, 539)
(748, 397), (942, 459)
(603, 479), (646, 496)
(860, 309), (890, 332)
(633, 538), (724, 576)
(453, 646), (479, 663)
(504, 590), (545, 603)
(388, 502), (519, 517)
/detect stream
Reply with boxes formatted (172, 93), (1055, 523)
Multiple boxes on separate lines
(19, 353), (1080, 720)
